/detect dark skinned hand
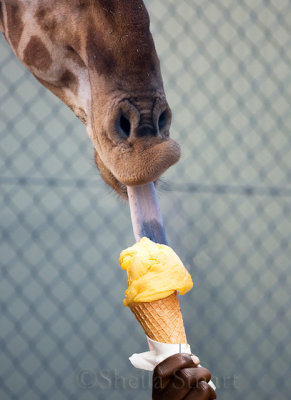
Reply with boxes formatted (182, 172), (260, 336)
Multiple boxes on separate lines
(152, 353), (216, 400)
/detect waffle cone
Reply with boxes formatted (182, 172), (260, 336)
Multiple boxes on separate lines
(129, 292), (187, 344)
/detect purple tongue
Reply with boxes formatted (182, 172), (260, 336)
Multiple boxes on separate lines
(127, 183), (168, 245)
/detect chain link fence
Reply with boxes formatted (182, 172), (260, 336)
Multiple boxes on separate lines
(1, 1), (290, 399)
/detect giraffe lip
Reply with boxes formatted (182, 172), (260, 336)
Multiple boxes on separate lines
(94, 134), (180, 198)
(107, 138), (181, 187)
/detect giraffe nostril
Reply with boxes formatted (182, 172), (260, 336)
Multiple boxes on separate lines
(158, 110), (168, 131)
(157, 107), (171, 135)
(117, 113), (131, 138)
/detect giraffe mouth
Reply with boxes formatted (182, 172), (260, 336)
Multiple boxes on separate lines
(94, 136), (180, 199)
(89, 94), (180, 198)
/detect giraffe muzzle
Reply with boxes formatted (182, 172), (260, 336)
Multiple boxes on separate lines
(91, 95), (180, 197)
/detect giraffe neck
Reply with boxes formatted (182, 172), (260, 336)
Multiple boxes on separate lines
(0, 0), (91, 125)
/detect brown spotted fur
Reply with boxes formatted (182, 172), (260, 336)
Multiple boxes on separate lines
(0, 0), (180, 198)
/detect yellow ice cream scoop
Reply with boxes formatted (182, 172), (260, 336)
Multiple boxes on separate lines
(119, 237), (193, 306)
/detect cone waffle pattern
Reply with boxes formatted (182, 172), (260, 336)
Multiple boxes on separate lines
(129, 292), (187, 344)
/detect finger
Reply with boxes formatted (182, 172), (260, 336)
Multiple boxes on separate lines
(183, 381), (217, 400)
(154, 353), (199, 381)
(155, 370), (191, 400)
(189, 367), (212, 385)
(168, 366), (211, 392)
(153, 353), (199, 392)
(152, 373), (171, 397)
(155, 367), (212, 400)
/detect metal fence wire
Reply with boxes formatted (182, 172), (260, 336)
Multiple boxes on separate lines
(1, 1), (290, 399)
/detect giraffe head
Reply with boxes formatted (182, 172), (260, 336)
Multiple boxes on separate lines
(1, 0), (180, 197)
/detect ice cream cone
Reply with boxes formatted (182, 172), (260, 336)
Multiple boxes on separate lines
(129, 291), (187, 344)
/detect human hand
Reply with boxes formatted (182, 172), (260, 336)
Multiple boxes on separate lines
(152, 353), (216, 399)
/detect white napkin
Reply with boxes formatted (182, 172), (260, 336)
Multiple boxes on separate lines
(129, 336), (216, 391)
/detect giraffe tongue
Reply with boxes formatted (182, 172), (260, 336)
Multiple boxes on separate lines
(127, 183), (168, 245)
